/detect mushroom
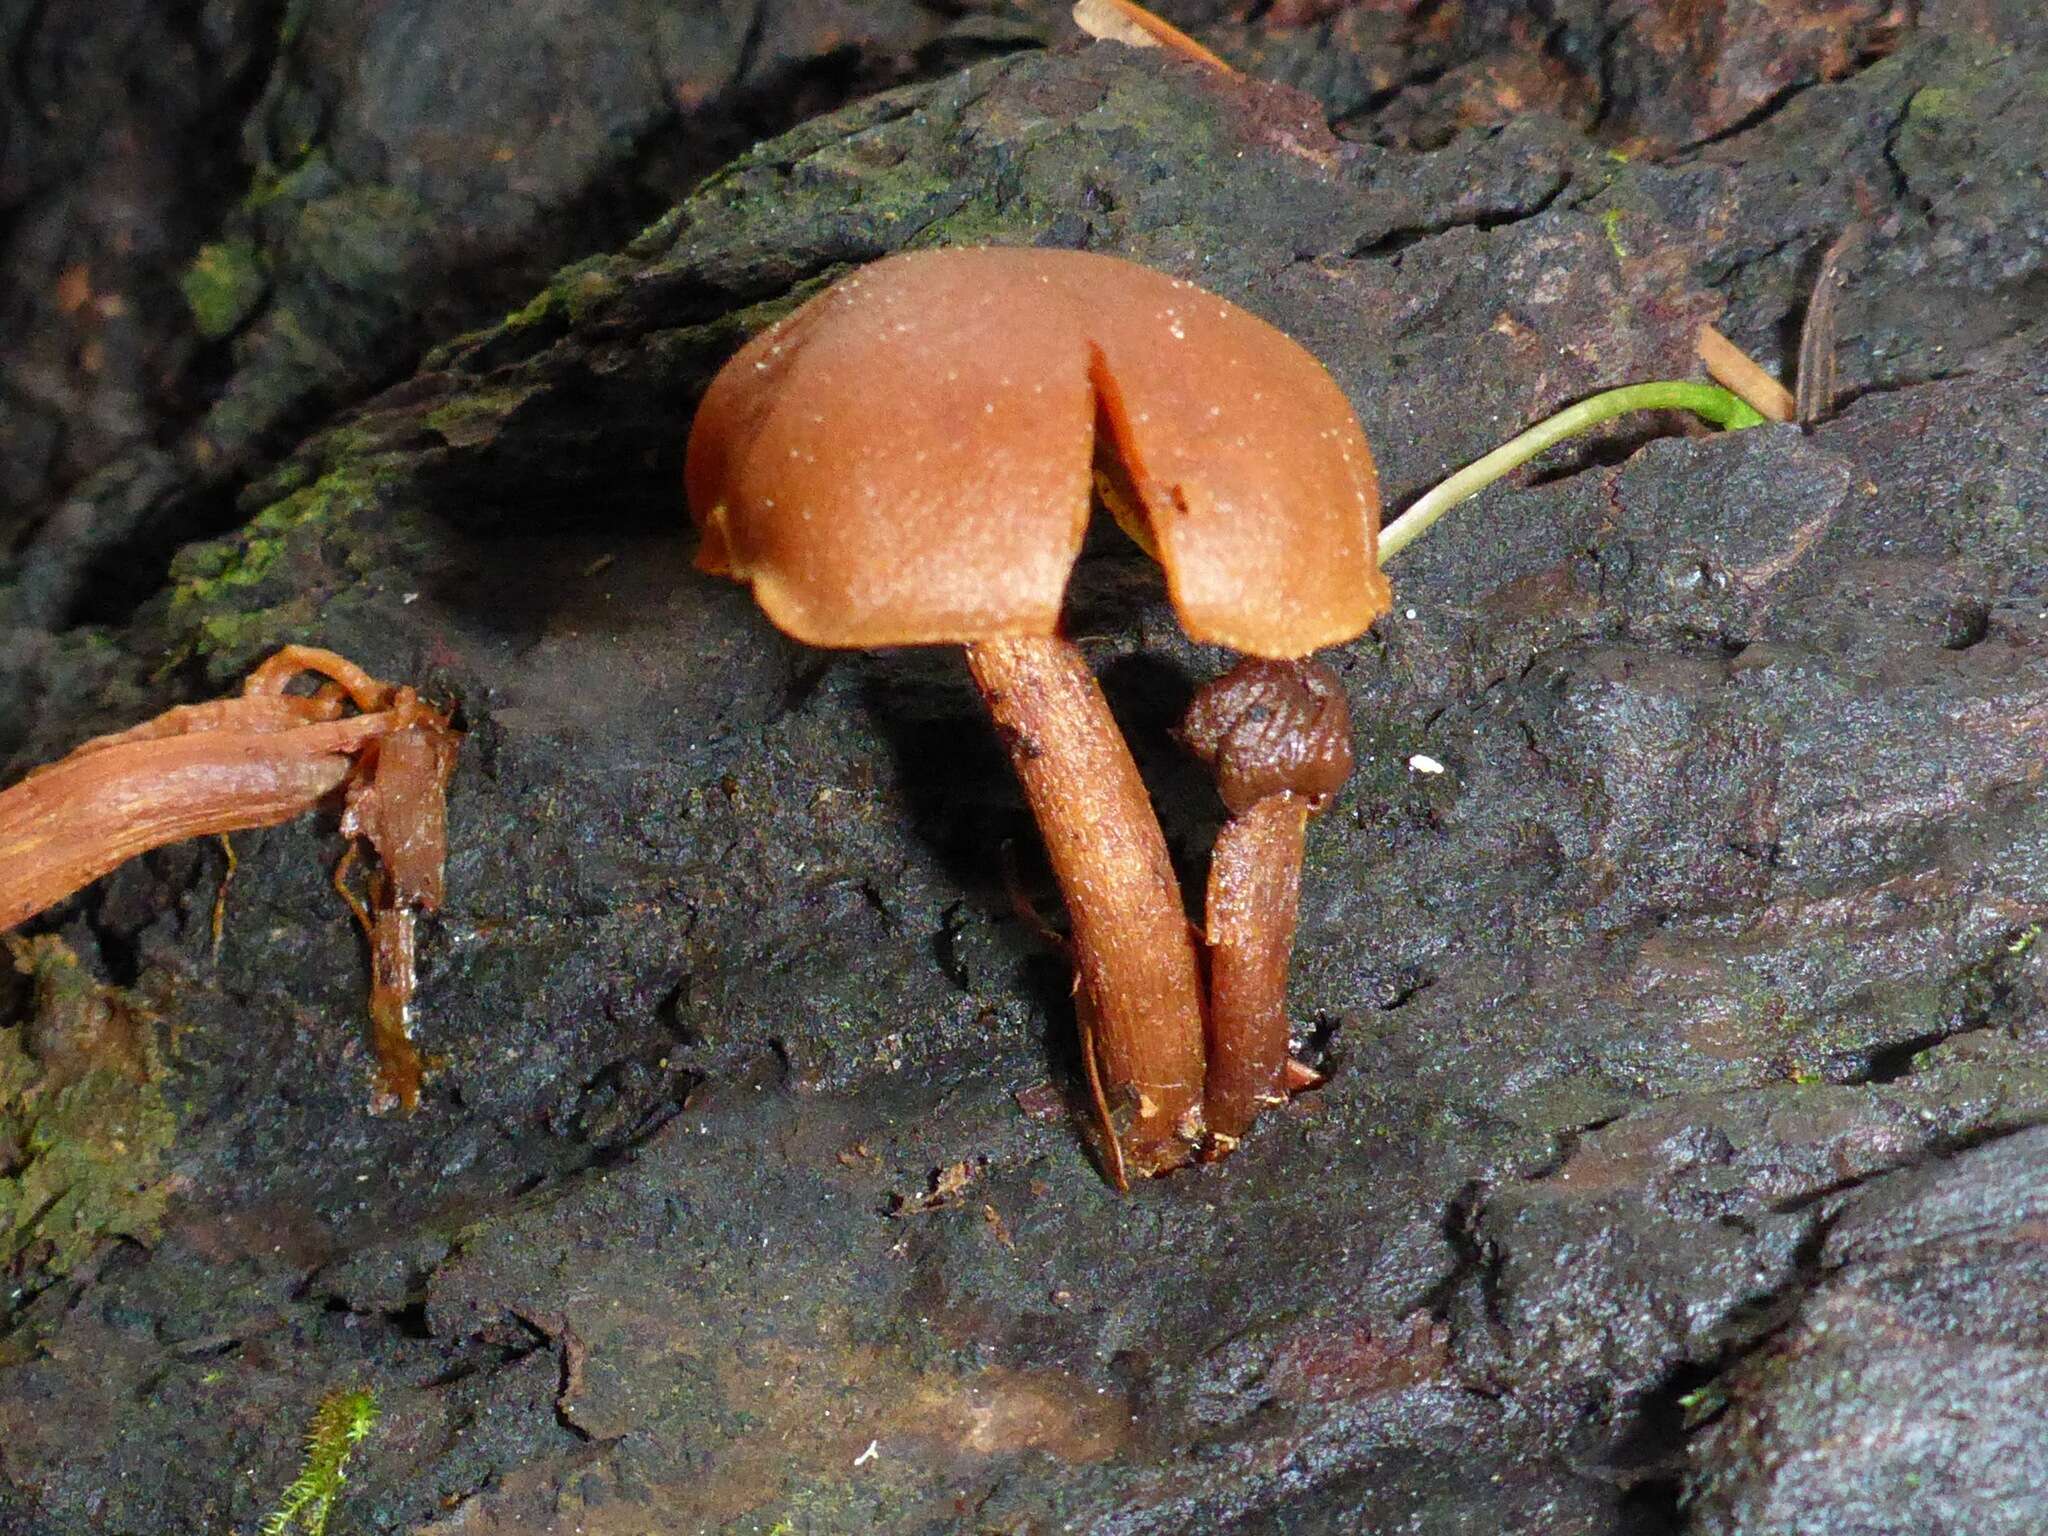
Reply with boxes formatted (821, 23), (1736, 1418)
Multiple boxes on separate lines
(0, 645), (459, 1110)
(684, 246), (1390, 1181)
(1177, 657), (1353, 1149)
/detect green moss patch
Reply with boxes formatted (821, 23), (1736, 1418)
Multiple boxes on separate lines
(2, 939), (176, 1296)
(182, 240), (269, 340)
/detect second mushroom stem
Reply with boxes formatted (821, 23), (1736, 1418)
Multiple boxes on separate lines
(1179, 657), (1356, 1151)
(1202, 793), (1310, 1145)
(965, 633), (1209, 1181)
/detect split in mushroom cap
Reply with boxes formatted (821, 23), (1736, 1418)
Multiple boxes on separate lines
(687, 246), (1391, 657)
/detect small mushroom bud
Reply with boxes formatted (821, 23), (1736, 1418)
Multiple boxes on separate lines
(1177, 658), (1353, 815)
(1180, 657), (1354, 1149)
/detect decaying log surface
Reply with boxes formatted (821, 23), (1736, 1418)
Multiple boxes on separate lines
(2, 7), (2046, 1532)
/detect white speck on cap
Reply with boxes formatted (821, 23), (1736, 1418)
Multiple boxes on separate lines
(1407, 753), (1446, 775)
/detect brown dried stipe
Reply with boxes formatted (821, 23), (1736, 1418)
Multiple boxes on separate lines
(0, 645), (459, 1111)
(967, 635), (1207, 1182)
(1177, 657), (1354, 816)
(1, 705), (385, 931)
(687, 247), (1389, 659)
(1182, 657), (1354, 1148)
(343, 723), (457, 913)
(335, 717), (461, 1111)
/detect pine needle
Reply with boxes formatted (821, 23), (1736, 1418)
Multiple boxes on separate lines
(1072, 0), (1236, 73)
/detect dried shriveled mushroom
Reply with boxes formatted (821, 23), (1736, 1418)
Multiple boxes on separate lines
(685, 245), (1390, 1181)
(0, 646), (459, 1110)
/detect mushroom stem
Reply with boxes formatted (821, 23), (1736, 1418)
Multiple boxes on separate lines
(1179, 657), (1354, 1153)
(1202, 791), (1310, 1144)
(964, 633), (1207, 1178)
(0, 731), (357, 931)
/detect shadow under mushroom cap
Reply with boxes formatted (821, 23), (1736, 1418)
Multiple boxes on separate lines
(685, 246), (1392, 659)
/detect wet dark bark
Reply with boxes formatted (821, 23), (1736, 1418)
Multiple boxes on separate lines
(3, 5), (2046, 1532)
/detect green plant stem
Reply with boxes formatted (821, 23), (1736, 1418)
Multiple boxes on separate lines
(1379, 382), (1767, 564)
(259, 1388), (378, 1536)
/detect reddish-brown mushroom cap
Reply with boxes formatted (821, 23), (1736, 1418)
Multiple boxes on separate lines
(685, 246), (1391, 658)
